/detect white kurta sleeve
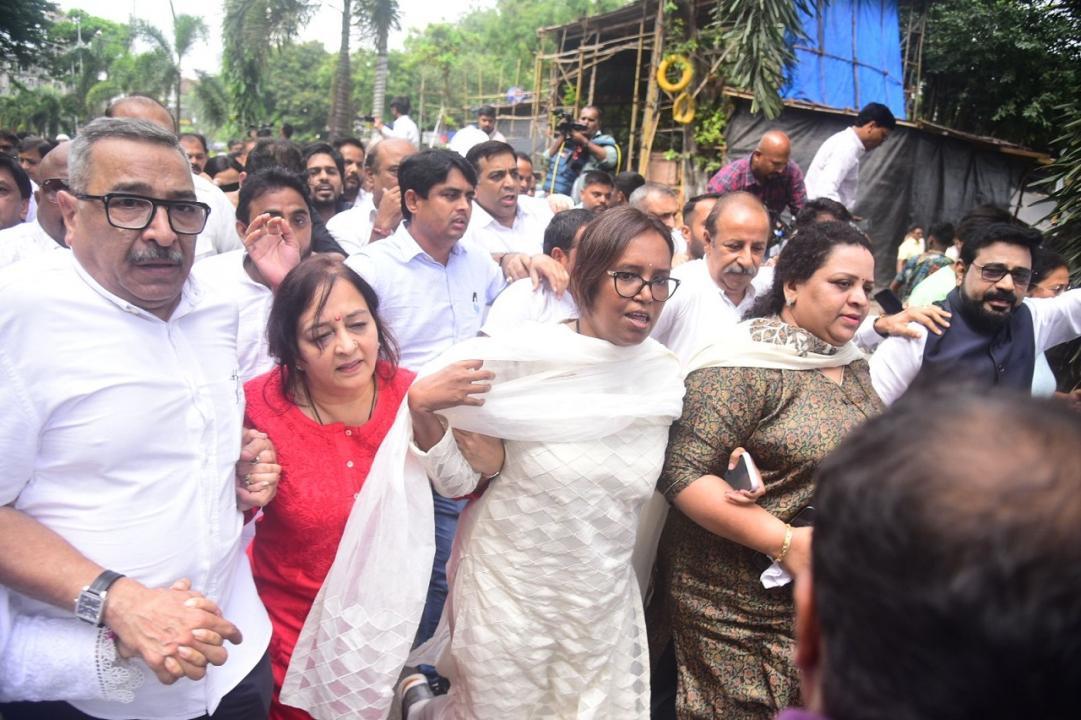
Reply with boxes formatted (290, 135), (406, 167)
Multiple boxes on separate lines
(409, 425), (482, 498)
(869, 329), (927, 405)
(1028, 288), (1081, 352)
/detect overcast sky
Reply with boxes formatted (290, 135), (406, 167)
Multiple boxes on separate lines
(57, 0), (494, 77)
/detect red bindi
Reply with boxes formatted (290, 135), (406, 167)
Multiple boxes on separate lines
(334, 314), (342, 322)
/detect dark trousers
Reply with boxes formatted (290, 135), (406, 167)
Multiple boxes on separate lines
(0, 651), (272, 720)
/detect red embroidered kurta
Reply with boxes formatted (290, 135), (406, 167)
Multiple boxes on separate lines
(244, 362), (414, 720)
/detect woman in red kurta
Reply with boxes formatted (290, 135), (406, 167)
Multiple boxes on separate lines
(243, 255), (414, 720)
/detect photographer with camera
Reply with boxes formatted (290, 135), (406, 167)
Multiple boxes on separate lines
(542, 105), (618, 199)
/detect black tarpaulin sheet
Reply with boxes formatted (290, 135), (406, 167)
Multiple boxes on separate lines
(725, 102), (1034, 285)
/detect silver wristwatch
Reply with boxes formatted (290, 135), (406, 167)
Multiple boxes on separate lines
(74, 569), (125, 627)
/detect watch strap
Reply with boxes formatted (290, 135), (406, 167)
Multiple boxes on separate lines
(88, 569), (126, 596)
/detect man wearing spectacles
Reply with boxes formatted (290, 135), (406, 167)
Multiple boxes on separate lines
(871, 222), (1081, 404)
(0, 142), (71, 269)
(0, 118), (274, 718)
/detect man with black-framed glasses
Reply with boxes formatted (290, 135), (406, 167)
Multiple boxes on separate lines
(0, 117), (275, 719)
(0, 143), (70, 269)
(871, 222), (1081, 404)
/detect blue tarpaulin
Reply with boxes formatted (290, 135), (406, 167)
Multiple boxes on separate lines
(783, 0), (906, 119)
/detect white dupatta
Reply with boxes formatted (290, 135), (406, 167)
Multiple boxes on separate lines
(280, 322), (684, 719)
(687, 316), (866, 373)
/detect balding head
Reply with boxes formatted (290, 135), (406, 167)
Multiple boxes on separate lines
(704, 191), (770, 303)
(106, 96), (176, 134)
(366, 138), (417, 205)
(751, 130), (792, 183)
(34, 141), (71, 245)
(628, 182), (680, 229)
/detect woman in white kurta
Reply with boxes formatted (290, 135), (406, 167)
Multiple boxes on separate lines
(279, 207), (684, 720)
(405, 207), (685, 719)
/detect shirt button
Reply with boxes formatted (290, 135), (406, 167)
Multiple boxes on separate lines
(346, 460), (354, 468)
(345, 429), (353, 436)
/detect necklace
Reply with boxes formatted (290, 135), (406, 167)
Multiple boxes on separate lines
(307, 375), (379, 426)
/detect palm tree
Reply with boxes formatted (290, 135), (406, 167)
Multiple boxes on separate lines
(356, 0), (401, 121)
(132, 1), (208, 123)
(328, 0), (354, 138)
(222, 0), (315, 131)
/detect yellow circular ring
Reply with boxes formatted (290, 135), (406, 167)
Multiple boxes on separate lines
(672, 92), (696, 124)
(657, 54), (693, 94)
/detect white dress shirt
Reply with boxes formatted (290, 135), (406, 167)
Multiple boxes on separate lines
(379, 114), (421, 146)
(0, 220), (66, 269)
(193, 173), (241, 262)
(190, 249), (274, 382)
(651, 259), (759, 366)
(869, 289), (1081, 405)
(804, 127), (866, 209)
(326, 194), (382, 256)
(0, 254), (271, 719)
(346, 224), (505, 369)
(481, 278), (578, 335)
(462, 194), (553, 256)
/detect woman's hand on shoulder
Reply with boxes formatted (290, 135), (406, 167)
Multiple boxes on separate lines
(408, 359), (494, 413)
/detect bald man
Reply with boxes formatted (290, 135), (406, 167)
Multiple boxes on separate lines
(0, 143), (71, 268)
(706, 129), (806, 218)
(105, 96), (241, 261)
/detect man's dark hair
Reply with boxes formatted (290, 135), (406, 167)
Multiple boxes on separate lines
(811, 391), (1081, 720)
(333, 137), (365, 154)
(581, 104), (602, 120)
(960, 222), (1042, 267)
(465, 140), (515, 171)
(397, 149), (477, 222)
(926, 221), (955, 251)
(543, 208), (594, 256)
(514, 151), (532, 165)
(854, 102), (896, 130)
(0, 129), (19, 155)
(794, 197), (852, 232)
(581, 170), (613, 189)
(236, 167), (311, 225)
(683, 192), (721, 220)
(956, 204), (1018, 248)
(752, 220), (871, 317)
(179, 132), (208, 154)
(614, 171), (645, 199)
(389, 96), (411, 116)
(205, 154), (244, 177)
(245, 139), (304, 175)
(0, 154), (32, 199)
(19, 136), (55, 159)
(907, 223), (923, 234)
(477, 105), (496, 118)
(1031, 247), (1069, 287)
(281, 123), (295, 139)
(302, 142), (345, 178)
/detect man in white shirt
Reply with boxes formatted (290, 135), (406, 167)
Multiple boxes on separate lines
(192, 167), (314, 382)
(106, 96), (241, 262)
(651, 192), (771, 364)
(630, 181), (688, 258)
(333, 137), (367, 208)
(0, 118), (273, 719)
(0, 154), (30, 231)
(482, 207), (591, 334)
(447, 105), (508, 156)
(375, 96), (421, 147)
(326, 138), (417, 255)
(804, 102), (896, 211)
(871, 223), (1081, 405)
(679, 193), (720, 262)
(0, 142), (70, 268)
(462, 140), (553, 258)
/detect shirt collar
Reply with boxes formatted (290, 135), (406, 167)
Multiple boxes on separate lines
(846, 126), (868, 156)
(393, 222), (465, 263)
(470, 199), (524, 231)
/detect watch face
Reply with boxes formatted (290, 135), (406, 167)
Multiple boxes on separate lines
(76, 592), (105, 625)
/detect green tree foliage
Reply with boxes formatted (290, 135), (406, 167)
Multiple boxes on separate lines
(0, 0), (56, 67)
(904, 0), (1081, 149)
(131, 1), (208, 123)
(355, 0), (401, 119)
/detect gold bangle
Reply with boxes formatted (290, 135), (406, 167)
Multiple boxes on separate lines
(773, 524), (794, 564)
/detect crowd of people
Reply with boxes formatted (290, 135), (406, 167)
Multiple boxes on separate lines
(0, 93), (1079, 720)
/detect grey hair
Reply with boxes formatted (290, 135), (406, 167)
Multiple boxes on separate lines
(628, 181), (678, 208)
(68, 118), (185, 193)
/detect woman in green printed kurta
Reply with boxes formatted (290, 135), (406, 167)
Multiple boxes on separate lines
(652, 222), (885, 720)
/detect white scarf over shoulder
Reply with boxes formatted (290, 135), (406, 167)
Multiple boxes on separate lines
(281, 322), (684, 719)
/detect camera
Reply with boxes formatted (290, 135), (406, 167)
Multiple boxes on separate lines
(555, 112), (588, 138)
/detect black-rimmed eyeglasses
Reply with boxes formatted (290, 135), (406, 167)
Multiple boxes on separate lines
(75, 192), (211, 235)
(971, 262), (1032, 288)
(607, 270), (680, 301)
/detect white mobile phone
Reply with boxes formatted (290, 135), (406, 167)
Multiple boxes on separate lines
(726, 452), (762, 492)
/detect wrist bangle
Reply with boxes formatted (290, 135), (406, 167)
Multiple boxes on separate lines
(773, 524), (794, 564)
